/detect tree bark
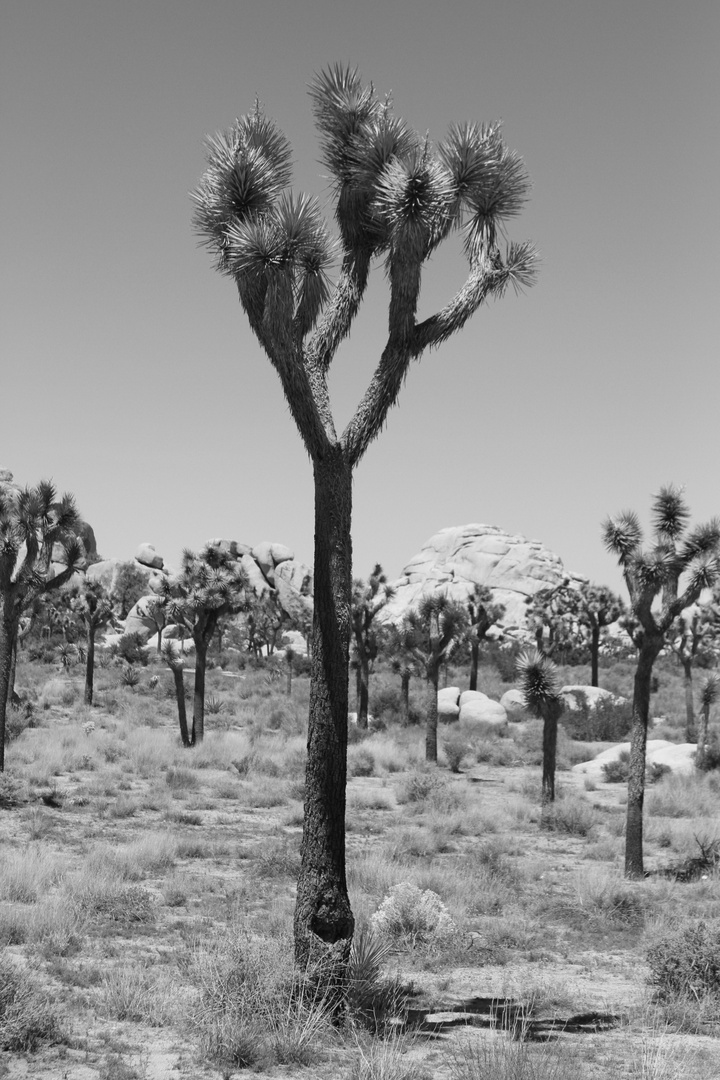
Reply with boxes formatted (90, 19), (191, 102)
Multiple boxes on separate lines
(193, 636), (208, 745)
(425, 659), (440, 763)
(400, 670), (410, 725)
(357, 650), (369, 728)
(294, 450), (354, 986)
(85, 625), (96, 706)
(0, 613), (19, 772)
(172, 666), (191, 747)
(590, 626), (600, 688)
(541, 702), (559, 804)
(469, 641), (479, 692)
(681, 656), (695, 741)
(625, 636), (662, 878)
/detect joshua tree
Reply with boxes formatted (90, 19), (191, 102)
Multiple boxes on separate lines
(516, 647), (564, 803)
(603, 485), (720, 878)
(696, 672), (720, 770)
(192, 65), (535, 975)
(0, 482), (84, 770)
(111, 561), (149, 620)
(161, 641), (192, 747)
(70, 580), (115, 705)
(158, 546), (248, 744)
(465, 584), (504, 691)
(351, 564), (395, 728)
(669, 601), (720, 740)
(573, 583), (626, 687)
(524, 583), (577, 660)
(403, 595), (468, 763)
(384, 618), (423, 725)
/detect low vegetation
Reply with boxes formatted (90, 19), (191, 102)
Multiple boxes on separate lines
(1, 651), (720, 1078)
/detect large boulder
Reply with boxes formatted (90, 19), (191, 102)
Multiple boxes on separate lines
(438, 686), (461, 720)
(560, 685), (627, 712)
(459, 692), (507, 727)
(124, 596), (164, 642)
(572, 740), (697, 783)
(500, 688), (530, 722)
(135, 543), (164, 570)
(380, 524), (584, 633)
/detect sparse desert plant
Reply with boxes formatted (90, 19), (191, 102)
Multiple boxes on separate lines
(370, 881), (456, 948)
(647, 918), (720, 1002)
(346, 1032), (430, 1080)
(349, 746), (376, 778)
(0, 954), (62, 1050)
(541, 794), (597, 837)
(442, 735), (469, 773)
(603, 749), (631, 783)
(447, 1028), (577, 1080)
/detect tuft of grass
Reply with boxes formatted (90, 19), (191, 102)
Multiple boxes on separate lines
(541, 795), (598, 837)
(0, 955), (62, 1050)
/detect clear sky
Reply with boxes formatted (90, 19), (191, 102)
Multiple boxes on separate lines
(3, 0), (719, 594)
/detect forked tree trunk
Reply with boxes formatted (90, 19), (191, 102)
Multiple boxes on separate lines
(625, 636), (663, 878)
(590, 625), (600, 688)
(0, 613), (19, 772)
(84, 625), (96, 706)
(469, 641), (479, 692)
(681, 656), (695, 741)
(425, 659), (441, 763)
(294, 451), (354, 985)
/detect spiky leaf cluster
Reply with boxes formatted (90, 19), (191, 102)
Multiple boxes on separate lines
(516, 647), (562, 717)
(603, 487), (720, 637)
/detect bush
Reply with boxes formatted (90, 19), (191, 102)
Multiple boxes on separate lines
(647, 918), (720, 1001)
(602, 750), (630, 783)
(697, 734), (720, 772)
(115, 633), (148, 666)
(486, 642), (523, 683)
(562, 693), (633, 741)
(542, 795), (597, 837)
(370, 882), (456, 948)
(0, 774), (28, 809)
(442, 736), (469, 773)
(0, 956), (61, 1050)
(348, 747), (375, 778)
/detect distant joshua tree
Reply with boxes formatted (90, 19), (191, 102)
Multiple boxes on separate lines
(465, 584), (505, 691)
(0, 482), (84, 770)
(403, 595), (468, 763)
(603, 485), (720, 877)
(351, 564), (395, 728)
(696, 672), (720, 770)
(157, 546), (248, 744)
(193, 63), (535, 976)
(71, 580), (115, 705)
(516, 647), (564, 803)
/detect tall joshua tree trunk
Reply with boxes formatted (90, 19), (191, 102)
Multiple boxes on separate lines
(401, 670), (410, 725)
(294, 452), (354, 976)
(469, 641), (480, 692)
(625, 636), (662, 878)
(0, 614), (18, 772)
(357, 653), (370, 728)
(84, 625), (96, 705)
(680, 655), (695, 741)
(193, 636), (207, 745)
(590, 625), (600, 688)
(425, 659), (440, 764)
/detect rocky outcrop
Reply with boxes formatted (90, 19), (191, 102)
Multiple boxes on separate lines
(572, 741), (697, 783)
(135, 543), (164, 570)
(380, 524), (584, 633)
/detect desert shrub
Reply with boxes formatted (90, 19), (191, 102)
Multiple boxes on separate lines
(647, 918), (720, 1001)
(0, 774), (28, 809)
(349, 746), (376, 778)
(562, 694), (633, 741)
(395, 770), (446, 805)
(347, 924), (407, 1032)
(541, 795), (597, 837)
(602, 750), (630, 784)
(86, 885), (155, 924)
(697, 734), (720, 772)
(39, 678), (78, 708)
(115, 633), (148, 666)
(0, 955), (62, 1050)
(5, 701), (36, 743)
(165, 766), (200, 792)
(120, 664), (140, 689)
(370, 882), (457, 948)
(205, 694), (224, 715)
(442, 736), (469, 773)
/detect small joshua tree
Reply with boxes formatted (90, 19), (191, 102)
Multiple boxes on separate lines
(465, 584), (505, 691)
(384, 618), (423, 725)
(0, 482), (84, 770)
(669, 602), (720, 741)
(351, 564), (395, 728)
(158, 546), (248, 744)
(516, 647), (564, 803)
(696, 672), (720, 771)
(70, 580), (115, 705)
(404, 595), (468, 762)
(603, 485), (720, 877)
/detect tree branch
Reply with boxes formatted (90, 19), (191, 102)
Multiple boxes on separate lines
(305, 250), (371, 374)
(411, 253), (503, 353)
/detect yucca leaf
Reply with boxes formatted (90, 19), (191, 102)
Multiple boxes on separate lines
(602, 512), (643, 563)
(652, 484), (690, 541)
